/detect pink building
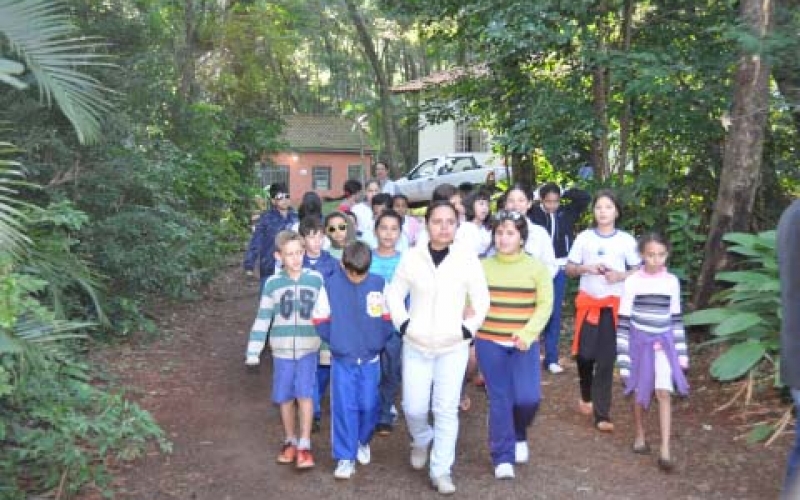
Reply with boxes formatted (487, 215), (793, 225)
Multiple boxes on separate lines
(258, 115), (375, 203)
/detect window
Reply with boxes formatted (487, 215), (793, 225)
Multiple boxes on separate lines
(256, 162), (289, 189)
(312, 166), (332, 190)
(410, 158), (438, 179)
(348, 164), (364, 182)
(455, 121), (490, 153)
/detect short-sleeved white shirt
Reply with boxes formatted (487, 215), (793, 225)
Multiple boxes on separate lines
(567, 228), (641, 297)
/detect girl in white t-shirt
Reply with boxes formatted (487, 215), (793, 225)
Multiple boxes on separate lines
(503, 185), (558, 277)
(565, 189), (640, 432)
(457, 191), (492, 257)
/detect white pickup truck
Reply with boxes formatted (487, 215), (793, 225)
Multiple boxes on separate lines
(394, 153), (507, 204)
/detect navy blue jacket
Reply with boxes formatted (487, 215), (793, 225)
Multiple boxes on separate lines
(313, 267), (393, 364)
(303, 250), (338, 281)
(243, 208), (298, 276)
(528, 188), (590, 259)
(779, 199), (800, 388)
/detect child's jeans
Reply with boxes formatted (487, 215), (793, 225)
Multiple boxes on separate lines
(378, 331), (402, 425)
(313, 365), (331, 420)
(783, 388), (800, 499)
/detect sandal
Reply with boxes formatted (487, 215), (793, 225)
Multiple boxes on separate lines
(577, 400), (593, 416)
(595, 421), (614, 432)
(658, 456), (675, 472)
(632, 442), (651, 454)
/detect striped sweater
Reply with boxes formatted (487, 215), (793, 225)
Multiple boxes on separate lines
(249, 269), (324, 360)
(616, 269), (688, 377)
(478, 252), (554, 346)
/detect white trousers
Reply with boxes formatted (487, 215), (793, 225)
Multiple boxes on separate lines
(402, 342), (469, 479)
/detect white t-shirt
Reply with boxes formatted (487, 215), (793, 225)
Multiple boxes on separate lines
(525, 220), (558, 277)
(351, 202), (373, 237)
(567, 228), (641, 297)
(456, 222), (492, 257)
(381, 179), (397, 196)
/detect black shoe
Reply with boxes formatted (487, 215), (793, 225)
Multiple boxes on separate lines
(312, 419), (321, 433)
(375, 423), (393, 436)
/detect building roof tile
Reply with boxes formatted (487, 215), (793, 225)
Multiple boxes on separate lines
(281, 115), (373, 152)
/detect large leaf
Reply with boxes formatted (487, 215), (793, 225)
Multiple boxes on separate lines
(0, 0), (114, 144)
(710, 342), (767, 381)
(715, 270), (771, 285)
(683, 307), (730, 326)
(712, 312), (764, 336)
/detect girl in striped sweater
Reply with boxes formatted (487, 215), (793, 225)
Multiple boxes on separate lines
(477, 210), (554, 480)
(616, 232), (689, 472)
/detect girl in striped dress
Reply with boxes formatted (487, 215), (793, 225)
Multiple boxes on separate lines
(477, 210), (554, 480)
(616, 232), (689, 472)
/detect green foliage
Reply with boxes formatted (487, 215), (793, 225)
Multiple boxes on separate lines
(0, 348), (171, 499)
(0, 145), (32, 257)
(665, 208), (705, 288)
(683, 230), (780, 382)
(0, 0), (114, 144)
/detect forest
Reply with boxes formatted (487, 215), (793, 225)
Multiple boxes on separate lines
(1, 0), (798, 497)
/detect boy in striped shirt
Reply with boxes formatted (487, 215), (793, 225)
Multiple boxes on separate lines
(245, 230), (323, 469)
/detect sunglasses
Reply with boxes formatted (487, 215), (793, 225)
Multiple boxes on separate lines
(327, 224), (348, 233)
(493, 210), (524, 222)
(273, 193), (289, 201)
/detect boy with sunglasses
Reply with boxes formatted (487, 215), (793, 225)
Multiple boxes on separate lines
(244, 183), (299, 295)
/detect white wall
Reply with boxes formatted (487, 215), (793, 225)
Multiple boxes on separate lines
(418, 119), (456, 159)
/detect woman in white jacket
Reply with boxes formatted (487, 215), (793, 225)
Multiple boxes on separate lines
(387, 200), (490, 495)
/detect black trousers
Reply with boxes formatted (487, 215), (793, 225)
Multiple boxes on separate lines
(576, 308), (617, 423)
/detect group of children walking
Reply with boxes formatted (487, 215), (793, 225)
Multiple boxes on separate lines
(242, 176), (690, 494)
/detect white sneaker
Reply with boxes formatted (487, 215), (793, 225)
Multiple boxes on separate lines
(334, 459), (355, 479)
(515, 441), (529, 464)
(547, 363), (564, 374)
(410, 444), (429, 470)
(245, 355), (260, 366)
(357, 443), (371, 465)
(431, 474), (456, 495)
(494, 463), (515, 479)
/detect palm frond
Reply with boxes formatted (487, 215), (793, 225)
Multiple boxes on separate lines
(0, 148), (32, 256)
(0, 0), (115, 144)
(0, 317), (90, 355)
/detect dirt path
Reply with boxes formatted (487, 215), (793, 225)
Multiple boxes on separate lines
(90, 264), (789, 499)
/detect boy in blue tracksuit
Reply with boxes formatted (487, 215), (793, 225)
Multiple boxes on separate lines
(312, 241), (393, 480)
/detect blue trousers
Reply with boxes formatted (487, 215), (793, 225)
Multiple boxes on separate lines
(783, 388), (800, 499)
(331, 358), (380, 460)
(542, 269), (566, 367)
(476, 338), (541, 466)
(312, 365), (331, 420)
(378, 332), (402, 425)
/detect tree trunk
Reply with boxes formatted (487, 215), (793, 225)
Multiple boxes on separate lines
(616, 0), (634, 183)
(693, 0), (774, 309)
(590, 0), (611, 181)
(179, 0), (197, 103)
(343, 0), (403, 175)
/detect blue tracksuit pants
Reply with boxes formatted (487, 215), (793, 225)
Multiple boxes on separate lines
(542, 268), (567, 367)
(331, 357), (380, 460)
(476, 338), (541, 466)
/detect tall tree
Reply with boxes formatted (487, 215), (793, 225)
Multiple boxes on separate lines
(694, 0), (774, 308)
(343, 0), (401, 173)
